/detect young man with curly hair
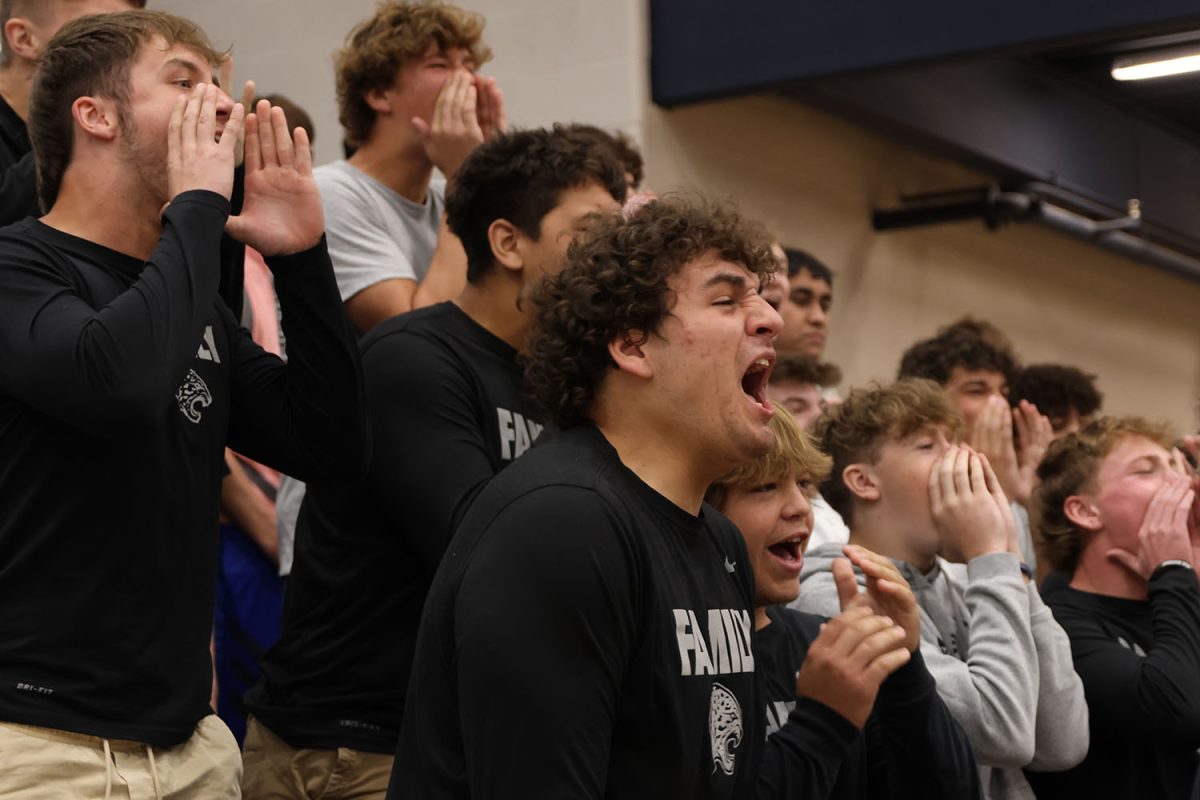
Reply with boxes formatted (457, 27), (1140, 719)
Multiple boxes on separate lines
(0, 10), (367, 795)
(707, 403), (980, 800)
(792, 379), (1088, 799)
(243, 127), (625, 799)
(1025, 417), (1200, 800)
(320, 0), (502, 332)
(390, 194), (917, 798)
(1011, 363), (1104, 439)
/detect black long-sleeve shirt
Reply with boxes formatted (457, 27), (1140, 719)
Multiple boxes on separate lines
(1027, 567), (1200, 799)
(247, 302), (543, 752)
(757, 606), (981, 800)
(0, 93), (37, 227)
(0, 190), (367, 745)
(388, 424), (880, 799)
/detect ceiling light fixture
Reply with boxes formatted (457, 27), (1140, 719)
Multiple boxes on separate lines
(1112, 45), (1200, 81)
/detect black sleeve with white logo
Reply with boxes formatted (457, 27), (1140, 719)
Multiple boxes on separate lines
(356, 305), (542, 572)
(248, 303), (540, 752)
(0, 192), (237, 744)
(0, 190), (366, 746)
(0, 191), (229, 434)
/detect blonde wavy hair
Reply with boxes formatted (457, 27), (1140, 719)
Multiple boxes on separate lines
(706, 402), (832, 510)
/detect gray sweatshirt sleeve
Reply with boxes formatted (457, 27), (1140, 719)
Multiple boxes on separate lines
(920, 552), (1039, 767)
(1024, 586), (1090, 771)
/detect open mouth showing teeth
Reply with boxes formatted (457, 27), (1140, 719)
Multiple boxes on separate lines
(742, 357), (771, 406)
(768, 536), (806, 565)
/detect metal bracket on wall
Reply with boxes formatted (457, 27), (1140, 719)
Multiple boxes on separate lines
(872, 184), (1200, 283)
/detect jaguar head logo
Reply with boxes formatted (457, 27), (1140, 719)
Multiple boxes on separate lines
(175, 369), (212, 424)
(709, 682), (743, 776)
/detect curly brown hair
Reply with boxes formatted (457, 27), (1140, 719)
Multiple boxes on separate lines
(1034, 416), (1175, 576)
(335, 1), (491, 145)
(897, 315), (1019, 388)
(814, 378), (962, 527)
(1011, 364), (1103, 432)
(525, 193), (776, 429)
(770, 352), (842, 388)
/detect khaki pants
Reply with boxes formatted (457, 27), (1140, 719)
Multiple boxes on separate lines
(0, 713), (241, 799)
(241, 717), (393, 800)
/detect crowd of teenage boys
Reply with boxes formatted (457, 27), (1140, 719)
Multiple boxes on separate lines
(0, 1), (1197, 799)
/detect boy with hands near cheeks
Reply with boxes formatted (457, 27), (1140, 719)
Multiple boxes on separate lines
(793, 379), (1086, 799)
(1029, 418), (1200, 800)
(708, 405), (980, 799)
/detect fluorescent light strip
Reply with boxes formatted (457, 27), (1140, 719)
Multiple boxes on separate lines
(1112, 52), (1200, 81)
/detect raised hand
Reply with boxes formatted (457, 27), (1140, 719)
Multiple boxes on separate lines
(166, 83), (244, 203)
(794, 605), (911, 728)
(967, 396), (1024, 505)
(1173, 440), (1200, 545)
(218, 54), (257, 167)
(1013, 400), (1053, 505)
(412, 70), (484, 179)
(224, 100), (323, 257)
(474, 74), (507, 142)
(929, 445), (1011, 563)
(1106, 473), (1195, 580)
(835, 547), (921, 653)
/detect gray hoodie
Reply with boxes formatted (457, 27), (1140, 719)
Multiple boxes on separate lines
(791, 542), (1089, 800)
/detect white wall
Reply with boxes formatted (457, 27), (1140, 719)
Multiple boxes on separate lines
(150, 0), (644, 167)
(156, 0), (1200, 431)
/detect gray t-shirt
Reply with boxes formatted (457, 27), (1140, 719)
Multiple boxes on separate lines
(314, 160), (444, 302)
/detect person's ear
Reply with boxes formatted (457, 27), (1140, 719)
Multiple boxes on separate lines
(364, 87), (392, 114)
(843, 463), (880, 502)
(608, 332), (652, 380)
(72, 96), (120, 143)
(4, 17), (40, 64)
(487, 219), (522, 276)
(1064, 495), (1103, 532)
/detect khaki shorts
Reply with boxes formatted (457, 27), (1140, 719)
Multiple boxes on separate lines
(0, 713), (241, 799)
(241, 717), (393, 800)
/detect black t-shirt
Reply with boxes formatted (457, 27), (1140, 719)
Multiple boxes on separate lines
(247, 302), (543, 752)
(757, 606), (981, 800)
(389, 424), (874, 799)
(0, 191), (367, 745)
(0, 93), (37, 227)
(1026, 568), (1200, 800)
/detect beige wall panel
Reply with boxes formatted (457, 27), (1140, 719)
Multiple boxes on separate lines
(644, 96), (1200, 430)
